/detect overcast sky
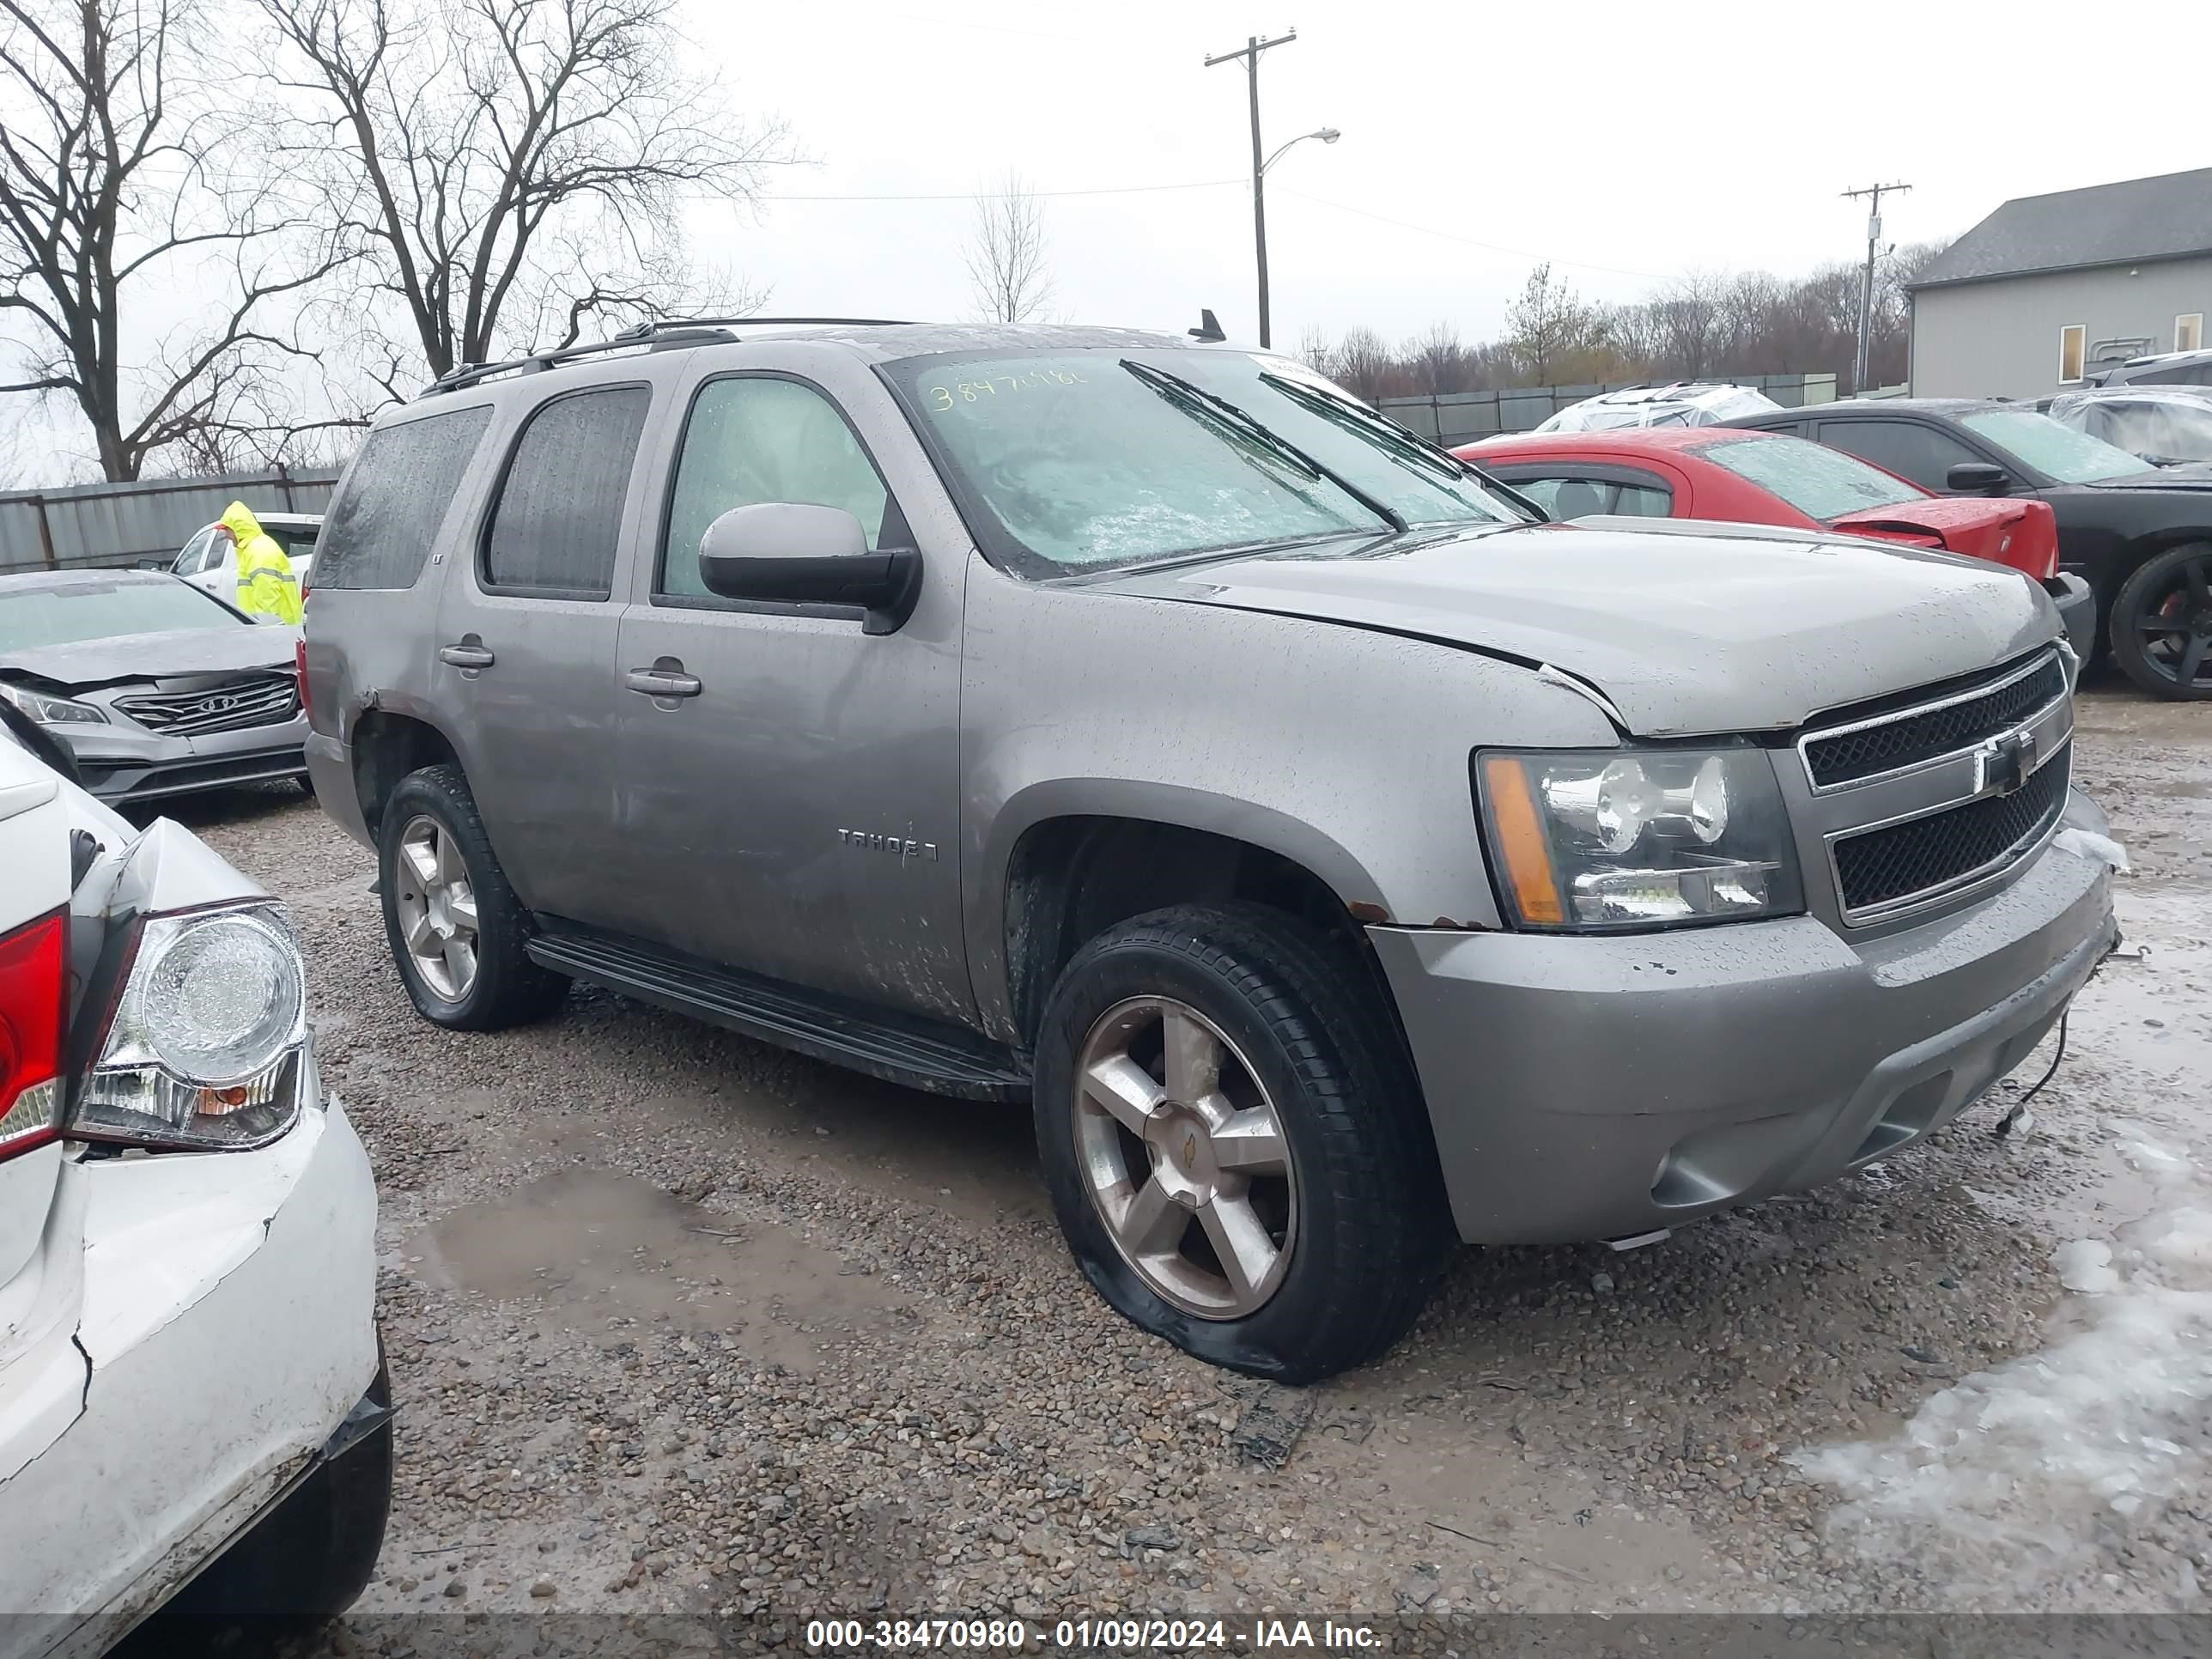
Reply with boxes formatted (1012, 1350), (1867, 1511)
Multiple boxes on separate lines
(8, 0), (2210, 483)
(715, 0), (2210, 346)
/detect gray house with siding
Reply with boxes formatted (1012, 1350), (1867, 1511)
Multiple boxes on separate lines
(1907, 167), (2212, 400)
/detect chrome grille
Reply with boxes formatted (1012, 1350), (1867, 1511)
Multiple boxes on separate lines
(1801, 652), (2068, 790)
(1798, 647), (2075, 925)
(113, 672), (299, 736)
(1832, 748), (2071, 916)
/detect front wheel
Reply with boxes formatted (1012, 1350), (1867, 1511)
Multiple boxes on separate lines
(1031, 902), (1453, 1383)
(2111, 542), (2212, 699)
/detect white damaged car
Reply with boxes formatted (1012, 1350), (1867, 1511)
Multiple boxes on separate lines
(0, 731), (387, 1656)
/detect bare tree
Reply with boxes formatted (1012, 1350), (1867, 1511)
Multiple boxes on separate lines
(1503, 263), (1623, 386)
(255, 0), (789, 390)
(1404, 321), (1469, 394)
(1328, 325), (1396, 403)
(1292, 323), (1334, 376)
(0, 0), (345, 479)
(963, 170), (1054, 324)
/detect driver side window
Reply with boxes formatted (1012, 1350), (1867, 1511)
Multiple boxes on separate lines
(659, 377), (894, 599)
(174, 526), (217, 574)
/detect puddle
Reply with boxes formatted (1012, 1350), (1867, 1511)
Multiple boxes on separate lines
(411, 1170), (909, 1372)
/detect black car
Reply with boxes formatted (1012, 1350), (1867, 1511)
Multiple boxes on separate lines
(2088, 348), (2212, 389)
(1729, 398), (2212, 700)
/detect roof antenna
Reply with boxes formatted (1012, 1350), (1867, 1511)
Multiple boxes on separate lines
(1188, 308), (1226, 343)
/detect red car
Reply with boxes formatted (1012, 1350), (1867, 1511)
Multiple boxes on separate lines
(1460, 427), (2095, 659)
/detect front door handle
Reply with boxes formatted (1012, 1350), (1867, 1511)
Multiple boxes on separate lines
(624, 665), (702, 699)
(439, 642), (495, 669)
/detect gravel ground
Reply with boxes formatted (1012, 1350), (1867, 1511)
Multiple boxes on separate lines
(156, 684), (2211, 1650)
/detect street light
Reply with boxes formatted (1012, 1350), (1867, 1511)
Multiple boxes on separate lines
(1262, 128), (1340, 175)
(1205, 31), (1338, 349)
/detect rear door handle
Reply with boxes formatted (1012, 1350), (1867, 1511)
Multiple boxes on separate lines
(439, 643), (495, 669)
(624, 666), (702, 699)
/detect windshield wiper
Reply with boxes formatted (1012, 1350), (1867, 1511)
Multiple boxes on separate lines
(1255, 371), (1547, 520)
(1258, 371), (1474, 484)
(1120, 358), (1407, 533)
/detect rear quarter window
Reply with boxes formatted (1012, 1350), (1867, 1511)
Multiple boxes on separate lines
(313, 406), (492, 591)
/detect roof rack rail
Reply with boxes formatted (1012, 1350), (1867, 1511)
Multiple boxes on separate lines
(420, 325), (742, 397)
(611, 315), (915, 341)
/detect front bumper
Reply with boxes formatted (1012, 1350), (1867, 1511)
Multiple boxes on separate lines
(0, 1091), (380, 1657)
(1372, 821), (2116, 1245)
(58, 712), (309, 805)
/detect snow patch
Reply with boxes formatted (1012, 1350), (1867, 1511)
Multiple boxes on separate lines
(2052, 828), (2131, 873)
(1788, 1127), (2212, 1606)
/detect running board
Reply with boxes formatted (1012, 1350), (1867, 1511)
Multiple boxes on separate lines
(526, 921), (1030, 1103)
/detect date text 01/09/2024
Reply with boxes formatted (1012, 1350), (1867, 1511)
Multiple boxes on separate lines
(802, 1619), (1383, 1651)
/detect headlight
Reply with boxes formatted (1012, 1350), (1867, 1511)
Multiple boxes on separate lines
(0, 683), (106, 724)
(1476, 747), (1803, 932)
(72, 903), (309, 1150)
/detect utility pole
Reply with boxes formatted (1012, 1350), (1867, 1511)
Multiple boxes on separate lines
(1205, 28), (1297, 349)
(1843, 181), (1911, 394)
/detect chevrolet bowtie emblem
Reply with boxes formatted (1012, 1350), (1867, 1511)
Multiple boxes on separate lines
(1974, 726), (2038, 797)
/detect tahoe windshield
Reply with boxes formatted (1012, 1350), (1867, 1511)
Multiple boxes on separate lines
(1959, 410), (2146, 484)
(0, 579), (243, 653)
(1698, 434), (1921, 519)
(888, 349), (1527, 574)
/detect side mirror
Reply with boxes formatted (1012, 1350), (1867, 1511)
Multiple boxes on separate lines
(1947, 461), (2010, 495)
(696, 504), (921, 635)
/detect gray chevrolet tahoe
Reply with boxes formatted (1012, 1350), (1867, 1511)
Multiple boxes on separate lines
(302, 320), (2118, 1382)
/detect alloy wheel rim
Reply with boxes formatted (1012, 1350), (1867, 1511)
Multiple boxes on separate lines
(1071, 996), (1298, 1320)
(2136, 553), (2212, 690)
(394, 815), (480, 1000)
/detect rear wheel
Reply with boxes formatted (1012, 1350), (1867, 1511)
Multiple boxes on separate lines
(377, 764), (568, 1030)
(1031, 902), (1453, 1383)
(2112, 542), (2212, 699)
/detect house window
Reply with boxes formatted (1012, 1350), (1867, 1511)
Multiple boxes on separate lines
(2058, 325), (2087, 384)
(2179, 313), (2205, 353)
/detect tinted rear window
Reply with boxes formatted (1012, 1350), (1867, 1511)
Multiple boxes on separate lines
(483, 386), (650, 598)
(314, 407), (491, 590)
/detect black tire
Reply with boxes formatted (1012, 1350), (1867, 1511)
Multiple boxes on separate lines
(2110, 541), (2212, 700)
(1032, 902), (1454, 1383)
(295, 772), (317, 798)
(377, 763), (568, 1030)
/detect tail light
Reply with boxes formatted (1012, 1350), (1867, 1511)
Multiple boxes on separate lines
(0, 910), (68, 1163)
(295, 635), (312, 723)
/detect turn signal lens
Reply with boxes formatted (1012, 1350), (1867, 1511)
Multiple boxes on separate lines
(1479, 755), (1565, 926)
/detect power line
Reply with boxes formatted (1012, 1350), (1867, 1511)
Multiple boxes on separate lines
(763, 178), (1243, 204)
(1277, 188), (1669, 281)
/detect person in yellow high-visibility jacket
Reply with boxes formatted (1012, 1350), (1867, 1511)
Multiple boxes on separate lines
(219, 501), (303, 625)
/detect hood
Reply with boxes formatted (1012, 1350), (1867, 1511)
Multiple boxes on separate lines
(0, 624), (299, 691)
(2091, 460), (2212, 492)
(218, 500), (264, 544)
(1094, 519), (2054, 738)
